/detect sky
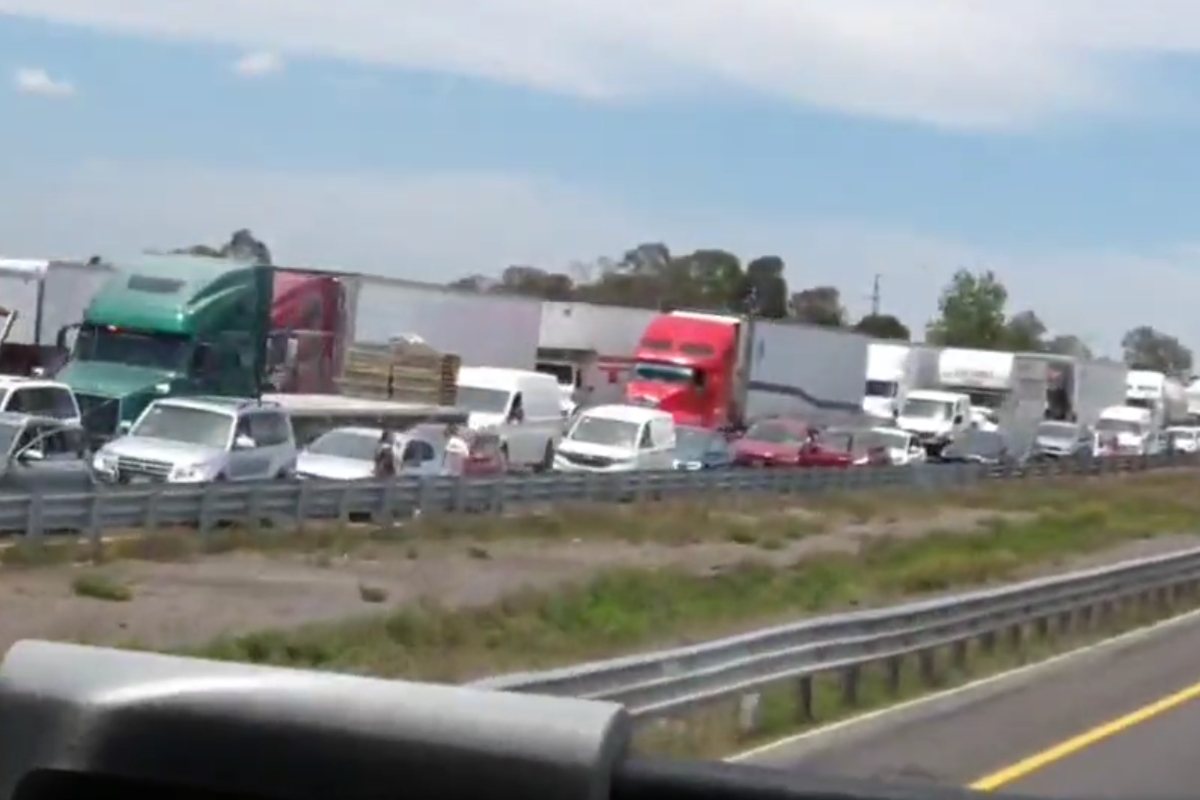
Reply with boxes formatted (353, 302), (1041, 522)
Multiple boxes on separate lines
(5, 3), (1200, 356)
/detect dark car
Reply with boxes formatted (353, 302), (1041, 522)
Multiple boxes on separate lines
(672, 426), (733, 470)
(934, 429), (1016, 466)
(1028, 420), (1094, 461)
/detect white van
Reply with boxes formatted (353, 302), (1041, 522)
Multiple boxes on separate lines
(554, 404), (677, 472)
(456, 366), (563, 471)
(896, 389), (972, 451)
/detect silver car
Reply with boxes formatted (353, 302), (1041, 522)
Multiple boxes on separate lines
(92, 396), (298, 484)
(0, 412), (95, 493)
(295, 426), (447, 480)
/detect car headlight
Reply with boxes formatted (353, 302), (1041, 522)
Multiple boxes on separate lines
(92, 452), (117, 473)
(169, 463), (212, 482)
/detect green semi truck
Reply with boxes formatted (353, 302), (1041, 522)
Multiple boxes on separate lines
(57, 254), (276, 442)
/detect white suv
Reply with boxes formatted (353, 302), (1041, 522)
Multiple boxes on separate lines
(93, 396), (297, 484)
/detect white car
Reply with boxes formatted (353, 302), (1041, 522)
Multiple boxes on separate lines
(295, 425), (449, 480)
(870, 426), (926, 465)
(92, 396), (297, 484)
(554, 404), (677, 472)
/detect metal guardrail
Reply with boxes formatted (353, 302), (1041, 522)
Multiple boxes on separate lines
(472, 544), (1200, 735)
(1, 451), (1195, 539)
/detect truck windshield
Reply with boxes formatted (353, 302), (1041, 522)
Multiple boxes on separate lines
(567, 416), (640, 449)
(1126, 397), (1155, 410)
(901, 398), (952, 419)
(73, 325), (191, 371)
(456, 386), (512, 415)
(864, 380), (897, 398)
(131, 405), (233, 448)
(634, 362), (695, 383)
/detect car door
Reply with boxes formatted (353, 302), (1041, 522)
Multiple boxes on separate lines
(4, 422), (93, 493)
(227, 414), (275, 480)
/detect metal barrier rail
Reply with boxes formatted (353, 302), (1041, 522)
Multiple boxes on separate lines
(472, 544), (1200, 734)
(1, 451), (1194, 539)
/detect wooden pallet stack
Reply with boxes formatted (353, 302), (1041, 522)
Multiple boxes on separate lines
(335, 334), (460, 406)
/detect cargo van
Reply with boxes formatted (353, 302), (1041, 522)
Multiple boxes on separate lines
(455, 367), (563, 471)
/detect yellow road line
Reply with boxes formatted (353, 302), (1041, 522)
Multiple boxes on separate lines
(969, 679), (1200, 791)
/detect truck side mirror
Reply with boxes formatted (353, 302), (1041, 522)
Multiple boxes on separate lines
(954, 414), (964, 424)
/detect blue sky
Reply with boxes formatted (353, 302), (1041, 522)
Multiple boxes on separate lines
(4, 1), (1200, 356)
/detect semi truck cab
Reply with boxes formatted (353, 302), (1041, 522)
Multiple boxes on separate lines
(624, 312), (748, 429)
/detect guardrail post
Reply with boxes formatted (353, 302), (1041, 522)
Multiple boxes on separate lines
(795, 675), (814, 723)
(840, 665), (860, 708)
(918, 648), (937, 687)
(885, 655), (902, 696)
(951, 640), (968, 673)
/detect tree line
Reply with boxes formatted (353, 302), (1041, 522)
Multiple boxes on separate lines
(449, 242), (1194, 377)
(149, 231), (1195, 377)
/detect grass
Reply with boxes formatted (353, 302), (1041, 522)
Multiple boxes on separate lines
(176, 471), (1200, 683)
(71, 572), (133, 602)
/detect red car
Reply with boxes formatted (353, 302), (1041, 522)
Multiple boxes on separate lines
(732, 418), (857, 468)
(462, 431), (507, 476)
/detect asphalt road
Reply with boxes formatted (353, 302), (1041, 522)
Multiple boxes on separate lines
(759, 611), (1200, 797)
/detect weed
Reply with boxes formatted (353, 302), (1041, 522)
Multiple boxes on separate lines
(72, 573), (133, 602)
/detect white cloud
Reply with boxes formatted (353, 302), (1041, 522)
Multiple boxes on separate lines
(0, 158), (1195, 355)
(233, 50), (283, 76)
(12, 67), (74, 96)
(2, 1), (1200, 126)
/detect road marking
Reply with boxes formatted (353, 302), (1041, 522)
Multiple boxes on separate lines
(968, 678), (1200, 791)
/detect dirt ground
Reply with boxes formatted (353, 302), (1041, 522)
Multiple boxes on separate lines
(0, 487), (1194, 653)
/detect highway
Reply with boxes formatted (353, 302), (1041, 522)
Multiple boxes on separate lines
(767, 611), (1200, 797)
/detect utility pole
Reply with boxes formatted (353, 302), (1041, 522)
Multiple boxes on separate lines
(870, 274), (881, 316)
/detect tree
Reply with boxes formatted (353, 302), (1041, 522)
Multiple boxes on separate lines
(854, 314), (910, 341)
(1044, 334), (1093, 359)
(742, 256), (789, 318)
(1121, 326), (1193, 375)
(790, 286), (846, 327)
(925, 269), (1008, 348)
(1003, 310), (1046, 352)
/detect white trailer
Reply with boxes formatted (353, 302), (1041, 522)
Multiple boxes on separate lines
(1126, 370), (1190, 430)
(863, 342), (916, 420)
(0, 258), (113, 346)
(341, 276), (543, 370)
(743, 320), (870, 423)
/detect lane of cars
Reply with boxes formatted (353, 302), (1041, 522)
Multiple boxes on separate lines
(7, 382), (1200, 497)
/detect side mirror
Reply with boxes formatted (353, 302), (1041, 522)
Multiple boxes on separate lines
(954, 415), (964, 424)
(234, 434), (256, 450)
(18, 449), (43, 463)
(117, 420), (132, 435)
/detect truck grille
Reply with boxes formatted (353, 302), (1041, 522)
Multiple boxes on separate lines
(116, 456), (172, 481)
(76, 393), (120, 439)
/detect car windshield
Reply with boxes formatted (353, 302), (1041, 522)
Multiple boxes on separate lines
(1037, 422), (1078, 440)
(456, 385), (512, 415)
(130, 404), (233, 448)
(675, 426), (716, 457)
(73, 325), (191, 371)
(1096, 418), (1144, 436)
(872, 429), (913, 449)
(901, 398), (952, 419)
(744, 420), (802, 443)
(305, 429), (380, 461)
(946, 430), (1007, 458)
(567, 416), (641, 449)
